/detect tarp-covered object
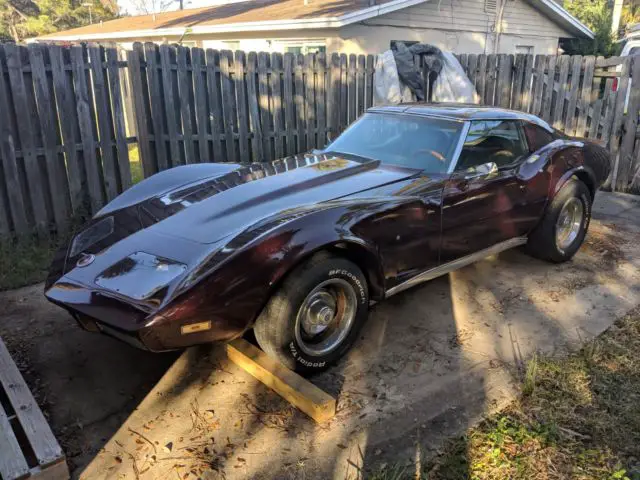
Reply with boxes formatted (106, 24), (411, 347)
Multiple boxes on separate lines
(433, 52), (480, 103)
(373, 43), (479, 105)
(393, 42), (443, 101)
(373, 50), (413, 105)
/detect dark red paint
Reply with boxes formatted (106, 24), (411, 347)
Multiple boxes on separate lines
(45, 104), (610, 352)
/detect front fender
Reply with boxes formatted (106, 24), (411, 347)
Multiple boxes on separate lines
(155, 202), (392, 339)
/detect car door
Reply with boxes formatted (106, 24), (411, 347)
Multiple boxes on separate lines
(439, 119), (530, 263)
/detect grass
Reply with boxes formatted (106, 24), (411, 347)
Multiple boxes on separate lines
(0, 147), (142, 293)
(128, 144), (144, 185)
(0, 236), (58, 291)
(368, 308), (640, 480)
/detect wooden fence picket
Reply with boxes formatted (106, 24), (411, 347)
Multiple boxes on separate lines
(205, 49), (224, 162)
(28, 44), (70, 230)
(294, 53), (306, 153)
(575, 56), (595, 138)
(177, 46), (196, 164)
(144, 43), (167, 172)
(105, 47), (131, 189)
(305, 53), (317, 150)
(191, 47), (210, 163)
(246, 52), (262, 162)
(89, 45), (119, 201)
(271, 52), (284, 159)
(283, 53), (295, 156)
(258, 52), (271, 161)
(127, 43), (154, 177)
(0, 45), (28, 234)
(317, 52), (328, 147)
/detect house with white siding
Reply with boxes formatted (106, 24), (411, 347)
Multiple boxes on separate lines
(35, 0), (593, 55)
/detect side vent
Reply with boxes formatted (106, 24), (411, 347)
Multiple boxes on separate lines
(485, 0), (497, 13)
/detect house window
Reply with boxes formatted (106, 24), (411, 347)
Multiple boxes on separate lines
(223, 41), (240, 51)
(283, 43), (326, 55)
(515, 45), (534, 55)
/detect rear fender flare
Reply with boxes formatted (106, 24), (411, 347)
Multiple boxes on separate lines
(552, 166), (597, 199)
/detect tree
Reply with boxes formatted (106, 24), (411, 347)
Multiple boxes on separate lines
(0, 0), (118, 42)
(127, 0), (178, 15)
(622, 1), (640, 31)
(563, 0), (620, 56)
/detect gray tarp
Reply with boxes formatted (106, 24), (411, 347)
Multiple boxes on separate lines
(373, 43), (479, 105)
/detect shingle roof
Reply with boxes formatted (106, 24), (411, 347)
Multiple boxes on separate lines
(36, 0), (593, 41)
(38, 0), (397, 39)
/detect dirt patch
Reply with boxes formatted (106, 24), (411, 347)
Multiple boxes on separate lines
(581, 222), (629, 267)
(0, 284), (178, 475)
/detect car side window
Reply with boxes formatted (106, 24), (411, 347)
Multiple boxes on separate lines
(522, 122), (554, 152)
(455, 120), (529, 171)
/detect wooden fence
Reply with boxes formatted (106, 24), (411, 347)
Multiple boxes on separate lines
(0, 43), (132, 237)
(0, 42), (639, 238)
(127, 44), (378, 174)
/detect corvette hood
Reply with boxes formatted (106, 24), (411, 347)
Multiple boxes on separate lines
(139, 153), (419, 244)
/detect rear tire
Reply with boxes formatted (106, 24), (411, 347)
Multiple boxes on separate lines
(253, 253), (369, 373)
(526, 178), (591, 263)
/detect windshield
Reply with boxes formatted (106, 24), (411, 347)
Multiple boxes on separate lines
(325, 112), (464, 173)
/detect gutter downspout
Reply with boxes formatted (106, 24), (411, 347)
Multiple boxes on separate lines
(493, 0), (507, 54)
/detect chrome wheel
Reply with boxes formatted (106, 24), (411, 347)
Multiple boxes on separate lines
(555, 197), (584, 250)
(294, 279), (357, 357)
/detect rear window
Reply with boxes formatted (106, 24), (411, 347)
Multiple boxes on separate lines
(325, 113), (464, 173)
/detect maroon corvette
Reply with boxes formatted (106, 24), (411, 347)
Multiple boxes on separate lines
(45, 104), (610, 372)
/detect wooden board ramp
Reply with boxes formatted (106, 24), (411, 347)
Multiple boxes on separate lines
(225, 338), (336, 424)
(0, 338), (69, 480)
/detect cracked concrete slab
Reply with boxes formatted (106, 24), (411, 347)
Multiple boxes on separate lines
(70, 191), (640, 480)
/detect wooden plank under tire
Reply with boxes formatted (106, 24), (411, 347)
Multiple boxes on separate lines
(226, 338), (336, 423)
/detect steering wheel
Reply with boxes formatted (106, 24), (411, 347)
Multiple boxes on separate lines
(414, 149), (447, 164)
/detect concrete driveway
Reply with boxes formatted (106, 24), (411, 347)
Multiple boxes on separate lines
(1, 191), (639, 479)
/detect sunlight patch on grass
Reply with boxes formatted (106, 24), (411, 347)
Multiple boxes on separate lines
(424, 308), (640, 480)
(128, 144), (144, 184)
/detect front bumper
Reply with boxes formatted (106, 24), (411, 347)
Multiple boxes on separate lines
(45, 279), (240, 352)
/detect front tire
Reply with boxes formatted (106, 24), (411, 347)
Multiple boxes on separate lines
(526, 178), (592, 263)
(253, 253), (369, 373)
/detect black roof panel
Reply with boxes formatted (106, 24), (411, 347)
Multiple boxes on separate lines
(368, 103), (554, 131)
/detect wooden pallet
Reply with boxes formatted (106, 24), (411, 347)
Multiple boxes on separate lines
(0, 337), (69, 480)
